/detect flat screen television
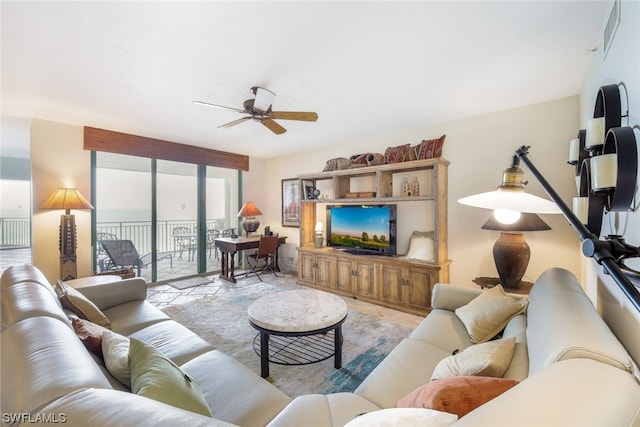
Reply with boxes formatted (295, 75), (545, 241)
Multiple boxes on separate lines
(326, 204), (397, 255)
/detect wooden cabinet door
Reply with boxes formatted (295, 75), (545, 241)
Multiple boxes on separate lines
(353, 260), (376, 298)
(405, 266), (434, 312)
(298, 251), (316, 286)
(335, 257), (353, 293)
(379, 263), (404, 306)
(315, 254), (334, 289)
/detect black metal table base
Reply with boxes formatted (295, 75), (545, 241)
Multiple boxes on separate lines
(250, 318), (345, 378)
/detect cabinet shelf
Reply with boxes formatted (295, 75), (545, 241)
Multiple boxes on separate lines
(296, 158), (450, 315)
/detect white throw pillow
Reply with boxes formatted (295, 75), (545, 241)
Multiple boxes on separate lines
(403, 231), (435, 262)
(455, 285), (528, 343)
(430, 336), (516, 381)
(345, 408), (458, 427)
(102, 330), (131, 387)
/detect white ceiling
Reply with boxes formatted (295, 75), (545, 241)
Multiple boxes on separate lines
(1, 1), (608, 160)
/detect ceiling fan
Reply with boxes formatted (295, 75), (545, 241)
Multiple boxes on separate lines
(193, 87), (318, 135)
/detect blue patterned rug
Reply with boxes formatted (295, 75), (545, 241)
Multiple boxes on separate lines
(162, 275), (419, 398)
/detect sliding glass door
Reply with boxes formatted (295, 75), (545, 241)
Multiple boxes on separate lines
(94, 152), (238, 283)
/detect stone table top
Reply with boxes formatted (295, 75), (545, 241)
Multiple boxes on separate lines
(248, 289), (348, 333)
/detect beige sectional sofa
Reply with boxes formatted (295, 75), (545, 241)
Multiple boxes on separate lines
(2, 264), (640, 426)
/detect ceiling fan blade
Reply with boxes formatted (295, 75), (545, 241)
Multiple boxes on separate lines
(252, 87), (276, 113)
(193, 100), (245, 114)
(218, 117), (251, 128)
(261, 118), (287, 135)
(271, 111), (318, 122)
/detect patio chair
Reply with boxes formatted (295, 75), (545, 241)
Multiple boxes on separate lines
(172, 226), (196, 261)
(97, 232), (119, 271)
(100, 240), (172, 277)
(245, 235), (279, 281)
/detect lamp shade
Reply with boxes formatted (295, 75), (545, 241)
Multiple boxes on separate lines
(481, 213), (551, 232)
(237, 202), (263, 218)
(458, 188), (561, 214)
(42, 188), (93, 213)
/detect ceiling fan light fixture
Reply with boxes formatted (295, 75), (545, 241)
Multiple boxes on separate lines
(253, 87), (275, 113)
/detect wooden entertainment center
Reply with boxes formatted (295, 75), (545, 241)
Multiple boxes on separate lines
(296, 158), (450, 315)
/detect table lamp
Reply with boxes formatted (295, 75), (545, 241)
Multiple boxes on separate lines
(481, 213), (550, 289)
(315, 220), (324, 248)
(42, 188), (94, 280)
(238, 202), (263, 236)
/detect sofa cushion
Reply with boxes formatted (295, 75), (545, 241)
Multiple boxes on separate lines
(182, 350), (291, 427)
(396, 376), (519, 418)
(526, 268), (634, 375)
(103, 300), (170, 336)
(103, 330), (131, 387)
(130, 320), (214, 366)
(37, 388), (233, 427)
(267, 393), (381, 427)
(344, 408), (458, 427)
(455, 285), (527, 343)
(431, 336), (516, 381)
(355, 338), (452, 409)
(0, 316), (112, 416)
(409, 309), (474, 353)
(72, 317), (109, 358)
(54, 279), (112, 329)
(454, 358), (640, 426)
(1, 281), (70, 329)
(129, 338), (212, 417)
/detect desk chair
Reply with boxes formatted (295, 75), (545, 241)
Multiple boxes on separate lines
(245, 235), (279, 281)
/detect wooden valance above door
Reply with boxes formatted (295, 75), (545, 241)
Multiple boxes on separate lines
(84, 126), (249, 171)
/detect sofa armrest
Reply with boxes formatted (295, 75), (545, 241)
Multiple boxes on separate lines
(76, 278), (147, 310)
(431, 283), (482, 311)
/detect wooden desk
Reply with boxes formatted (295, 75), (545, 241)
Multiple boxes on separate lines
(215, 235), (287, 283)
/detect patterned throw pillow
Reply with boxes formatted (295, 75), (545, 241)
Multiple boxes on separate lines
(383, 144), (411, 164)
(350, 153), (369, 168)
(414, 135), (446, 160)
(323, 157), (351, 172)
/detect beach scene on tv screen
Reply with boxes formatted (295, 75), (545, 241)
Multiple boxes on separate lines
(330, 207), (391, 250)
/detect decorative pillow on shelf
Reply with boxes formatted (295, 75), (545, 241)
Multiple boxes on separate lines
(383, 144), (412, 164)
(350, 153), (370, 168)
(396, 376), (519, 418)
(323, 157), (351, 172)
(344, 408), (458, 427)
(455, 284), (528, 343)
(72, 317), (109, 359)
(414, 135), (446, 160)
(403, 231), (435, 262)
(102, 330), (132, 387)
(54, 278), (112, 329)
(129, 338), (213, 417)
(430, 336), (516, 381)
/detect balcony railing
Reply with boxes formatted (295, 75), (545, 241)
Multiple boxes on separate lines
(0, 217), (229, 253)
(0, 218), (30, 247)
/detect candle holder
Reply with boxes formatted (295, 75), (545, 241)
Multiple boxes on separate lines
(596, 127), (638, 212)
(579, 159), (605, 237)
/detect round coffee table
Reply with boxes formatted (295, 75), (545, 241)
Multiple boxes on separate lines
(247, 289), (348, 378)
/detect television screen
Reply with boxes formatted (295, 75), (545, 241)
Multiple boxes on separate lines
(326, 205), (396, 255)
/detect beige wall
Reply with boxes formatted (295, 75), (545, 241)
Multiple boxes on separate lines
(250, 96), (582, 286)
(31, 119), (92, 283)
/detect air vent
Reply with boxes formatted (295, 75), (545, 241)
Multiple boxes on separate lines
(603, 0), (621, 58)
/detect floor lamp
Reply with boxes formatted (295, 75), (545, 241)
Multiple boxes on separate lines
(42, 188), (94, 280)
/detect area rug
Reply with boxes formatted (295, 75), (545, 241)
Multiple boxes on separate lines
(167, 276), (214, 290)
(161, 276), (420, 398)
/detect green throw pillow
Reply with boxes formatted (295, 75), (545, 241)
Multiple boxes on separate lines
(129, 338), (212, 417)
